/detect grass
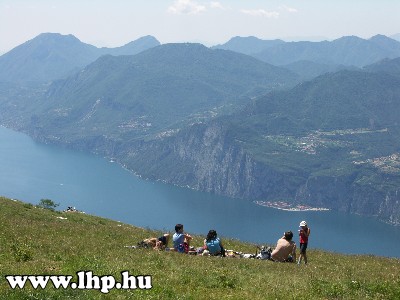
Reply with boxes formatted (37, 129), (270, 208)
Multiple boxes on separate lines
(1, 196), (399, 299)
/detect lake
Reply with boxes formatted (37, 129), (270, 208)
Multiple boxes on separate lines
(0, 126), (399, 258)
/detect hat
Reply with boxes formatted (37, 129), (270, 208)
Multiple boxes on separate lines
(300, 221), (307, 227)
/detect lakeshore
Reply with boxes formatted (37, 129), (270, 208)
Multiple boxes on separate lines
(254, 200), (330, 211)
(2, 126), (400, 258)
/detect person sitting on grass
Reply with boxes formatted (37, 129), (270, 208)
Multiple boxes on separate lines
(203, 229), (226, 256)
(270, 231), (296, 263)
(172, 224), (192, 253)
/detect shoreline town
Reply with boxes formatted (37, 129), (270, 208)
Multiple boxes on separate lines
(254, 200), (330, 212)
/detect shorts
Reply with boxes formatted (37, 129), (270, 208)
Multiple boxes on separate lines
(285, 255), (294, 263)
(210, 247), (225, 257)
(300, 243), (308, 254)
(271, 255), (293, 263)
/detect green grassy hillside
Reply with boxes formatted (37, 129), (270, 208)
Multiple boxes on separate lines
(0, 197), (399, 299)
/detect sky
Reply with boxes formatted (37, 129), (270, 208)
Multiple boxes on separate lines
(1, 0), (400, 54)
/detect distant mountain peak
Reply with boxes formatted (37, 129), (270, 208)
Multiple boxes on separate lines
(136, 35), (159, 41)
(228, 36), (262, 42)
(105, 35), (160, 56)
(212, 36), (285, 55)
(369, 34), (394, 41)
(34, 32), (82, 43)
(120, 35), (159, 47)
(370, 34), (388, 39)
(333, 35), (365, 43)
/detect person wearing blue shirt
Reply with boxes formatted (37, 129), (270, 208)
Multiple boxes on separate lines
(204, 229), (225, 256)
(172, 224), (192, 253)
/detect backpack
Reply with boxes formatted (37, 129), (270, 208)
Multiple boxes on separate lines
(177, 242), (189, 253)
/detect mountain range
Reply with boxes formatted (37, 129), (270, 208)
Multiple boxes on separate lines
(216, 34), (400, 68)
(1, 33), (400, 225)
(1, 42), (298, 149)
(2, 33), (400, 84)
(0, 33), (160, 83)
(124, 60), (400, 224)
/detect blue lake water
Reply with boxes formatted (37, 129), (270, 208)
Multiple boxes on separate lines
(0, 125), (399, 258)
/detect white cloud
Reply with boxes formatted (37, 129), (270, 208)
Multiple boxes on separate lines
(167, 0), (206, 15)
(240, 9), (279, 18)
(279, 5), (298, 13)
(210, 1), (224, 10)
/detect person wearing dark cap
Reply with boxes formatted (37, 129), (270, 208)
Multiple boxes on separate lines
(270, 231), (297, 262)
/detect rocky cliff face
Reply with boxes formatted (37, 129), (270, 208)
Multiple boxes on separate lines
(378, 191), (400, 225)
(123, 121), (298, 201)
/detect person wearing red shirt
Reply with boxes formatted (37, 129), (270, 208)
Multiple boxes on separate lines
(298, 220), (310, 265)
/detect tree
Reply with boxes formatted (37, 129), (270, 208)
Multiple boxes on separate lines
(37, 199), (59, 211)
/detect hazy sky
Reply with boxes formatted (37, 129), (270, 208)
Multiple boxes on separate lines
(1, 0), (400, 53)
